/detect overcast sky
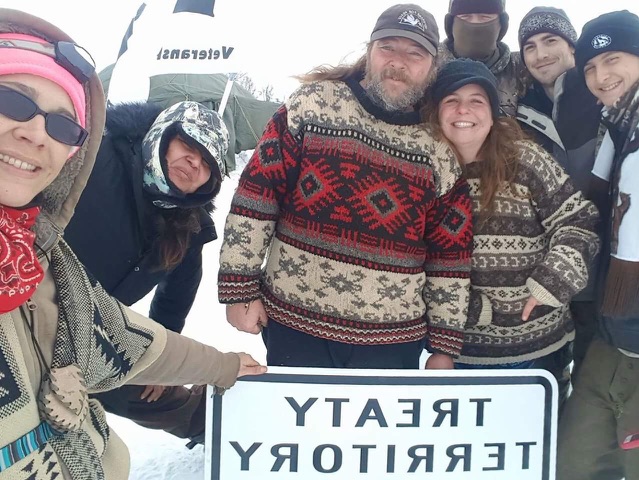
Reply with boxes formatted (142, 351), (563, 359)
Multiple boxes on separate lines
(2, 0), (638, 98)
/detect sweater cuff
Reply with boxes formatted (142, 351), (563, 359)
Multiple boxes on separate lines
(428, 327), (464, 358)
(526, 277), (563, 308)
(216, 352), (241, 389)
(477, 293), (492, 326)
(468, 290), (493, 327)
(218, 276), (261, 304)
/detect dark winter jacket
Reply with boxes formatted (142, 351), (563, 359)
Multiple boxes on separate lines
(64, 102), (217, 333)
(517, 68), (603, 193)
(516, 68), (606, 302)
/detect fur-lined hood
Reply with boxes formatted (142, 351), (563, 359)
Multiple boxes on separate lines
(102, 101), (228, 209)
(104, 101), (163, 144)
(0, 8), (106, 251)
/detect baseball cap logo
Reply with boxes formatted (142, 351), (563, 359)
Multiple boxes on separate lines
(398, 10), (427, 32)
(592, 34), (612, 49)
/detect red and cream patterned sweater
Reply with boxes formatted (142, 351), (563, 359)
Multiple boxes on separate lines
(218, 74), (473, 357)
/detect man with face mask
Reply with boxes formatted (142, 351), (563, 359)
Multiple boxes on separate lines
(516, 7), (605, 394)
(218, 4), (473, 370)
(439, 0), (523, 116)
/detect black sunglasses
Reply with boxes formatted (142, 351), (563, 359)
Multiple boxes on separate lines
(0, 86), (88, 146)
(0, 38), (95, 84)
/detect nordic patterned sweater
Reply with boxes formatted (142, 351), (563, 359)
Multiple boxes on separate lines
(218, 73), (473, 357)
(458, 140), (600, 365)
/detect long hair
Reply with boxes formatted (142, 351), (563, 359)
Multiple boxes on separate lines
(295, 45), (371, 83)
(423, 100), (526, 217)
(154, 204), (209, 271)
(296, 43), (437, 113)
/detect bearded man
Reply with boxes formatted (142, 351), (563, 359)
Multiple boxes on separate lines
(217, 4), (474, 370)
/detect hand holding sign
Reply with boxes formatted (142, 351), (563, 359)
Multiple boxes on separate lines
(237, 353), (267, 377)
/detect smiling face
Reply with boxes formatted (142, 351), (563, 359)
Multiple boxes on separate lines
(438, 83), (494, 163)
(584, 51), (639, 107)
(0, 74), (75, 208)
(523, 33), (575, 89)
(165, 136), (211, 194)
(363, 37), (434, 112)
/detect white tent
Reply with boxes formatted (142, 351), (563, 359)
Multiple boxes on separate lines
(108, 0), (246, 104)
(105, 0), (279, 171)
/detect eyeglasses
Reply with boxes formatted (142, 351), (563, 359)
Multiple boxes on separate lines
(0, 38), (95, 84)
(0, 86), (88, 146)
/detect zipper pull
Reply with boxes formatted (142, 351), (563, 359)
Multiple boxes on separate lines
(26, 298), (37, 311)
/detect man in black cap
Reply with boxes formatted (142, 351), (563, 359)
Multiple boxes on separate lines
(516, 7), (605, 395)
(558, 10), (639, 480)
(438, 0), (522, 117)
(217, 4), (474, 370)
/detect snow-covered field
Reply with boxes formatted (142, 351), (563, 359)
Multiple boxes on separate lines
(112, 154), (266, 480)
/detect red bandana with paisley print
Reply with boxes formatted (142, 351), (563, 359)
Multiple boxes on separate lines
(0, 205), (44, 313)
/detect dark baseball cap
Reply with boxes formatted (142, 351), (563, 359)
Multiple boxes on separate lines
(370, 4), (440, 56)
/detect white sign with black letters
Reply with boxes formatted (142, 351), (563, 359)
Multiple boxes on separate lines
(204, 368), (557, 480)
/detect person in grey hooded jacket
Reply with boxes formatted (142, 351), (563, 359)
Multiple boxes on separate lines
(516, 7), (607, 386)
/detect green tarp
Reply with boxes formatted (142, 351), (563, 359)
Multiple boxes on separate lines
(100, 65), (280, 172)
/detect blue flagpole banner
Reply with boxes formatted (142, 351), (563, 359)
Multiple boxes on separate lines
(174, 0), (216, 16)
(115, 2), (147, 59)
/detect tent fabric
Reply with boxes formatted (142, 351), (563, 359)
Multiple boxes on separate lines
(102, 0), (280, 172)
(99, 68), (279, 173)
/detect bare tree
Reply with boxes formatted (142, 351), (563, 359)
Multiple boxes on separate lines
(227, 72), (256, 96)
(228, 72), (281, 103)
(258, 84), (275, 102)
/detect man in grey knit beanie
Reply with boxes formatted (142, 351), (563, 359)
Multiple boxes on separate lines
(519, 7), (577, 98)
(516, 6), (605, 403)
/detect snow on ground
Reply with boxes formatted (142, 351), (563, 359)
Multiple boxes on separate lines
(111, 153), (266, 480)
(109, 416), (206, 480)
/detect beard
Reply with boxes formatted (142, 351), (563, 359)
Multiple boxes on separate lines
(362, 64), (432, 113)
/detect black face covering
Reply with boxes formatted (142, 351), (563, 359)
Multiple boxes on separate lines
(452, 17), (500, 60)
